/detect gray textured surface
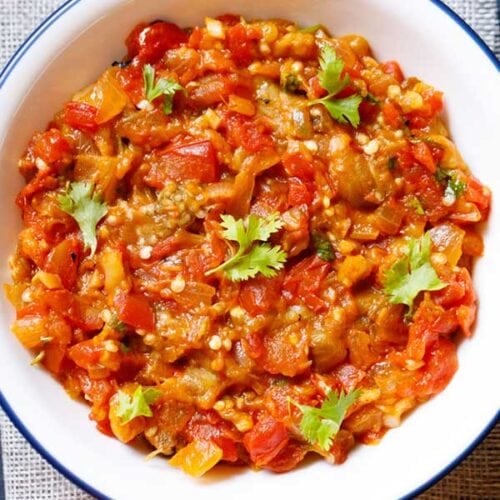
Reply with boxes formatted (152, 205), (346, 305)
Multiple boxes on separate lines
(0, 1), (498, 499)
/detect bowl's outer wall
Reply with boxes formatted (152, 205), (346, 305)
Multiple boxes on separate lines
(0, 1), (499, 499)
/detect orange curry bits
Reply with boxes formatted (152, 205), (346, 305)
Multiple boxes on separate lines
(6, 16), (490, 476)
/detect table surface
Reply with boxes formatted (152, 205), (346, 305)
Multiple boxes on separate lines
(0, 0), (499, 498)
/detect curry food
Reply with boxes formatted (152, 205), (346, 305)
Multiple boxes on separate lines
(6, 15), (490, 476)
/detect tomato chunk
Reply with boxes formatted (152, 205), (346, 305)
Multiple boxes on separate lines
(44, 237), (82, 289)
(381, 61), (404, 83)
(223, 113), (275, 153)
(226, 23), (260, 66)
(30, 129), (72, 165)
(239, 274), (283, 316)
(63, 102), (99, 133)
(126, 21), (188, 63)
(243, 414), (289, 466)
(115, 293), (155, 331)
(145, 140), (219, 187)
(282, 152), (315, 181)
(282, 255), (331, 312)
(410, 142), (436, 173)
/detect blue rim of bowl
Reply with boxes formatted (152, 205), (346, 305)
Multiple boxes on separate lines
(0, 1), (498, 498)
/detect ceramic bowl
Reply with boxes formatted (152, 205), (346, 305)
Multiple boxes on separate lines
(0, 1), (498, 498)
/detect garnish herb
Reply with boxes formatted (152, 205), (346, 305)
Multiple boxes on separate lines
(116, 386), (162, 424)
(58, 182), (107, 256)
(143, 64), (184, 115)
(436, 167), (467, 200)
(309, 46), (362, 127)
(407, 196), (425, 215)
(383, 232), (446, 312)
(290, 390), (360, 451)
(312, 233), (335, 262)
(206, 213), (287, 282)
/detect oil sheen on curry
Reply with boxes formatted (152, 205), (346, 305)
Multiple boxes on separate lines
(6, 15), (491, 476)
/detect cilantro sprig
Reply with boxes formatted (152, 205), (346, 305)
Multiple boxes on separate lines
(143, 64), (184, 115)
(312, 233), (335, 262)
(206, 213), (287, 282)
(435, 167), (467, 201)
(116, 386), (162, 425)
(291, 390), (360, 451)
(309, 46), (362, 127)
(383, 232), (446, 313)
(58, 182), (107, 256)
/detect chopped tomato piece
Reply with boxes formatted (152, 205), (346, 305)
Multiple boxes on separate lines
(282, 255), (331, 312)
(223, 112), (275, 153)
(126, 21), (188, 63)
(187, 73), (252, 109)
(63, 102), (99, 133)
(381, 61), (404, 83)
(282, 152), (315, 181)
(44, 237), (81, 290)
(145, 140), (219, 187)
(410, 142), (436, 173)
(116, 62), (144, 103)
(16, 175), (59, 213)
(465, 176), (491, 212)
(183, 411), (240, 462)
(416, 339), (458, 396)
(43, 342), (66, 374)
(382, 101), (402, 129)
(30, 129), (72, 166)
(226, 23), (260, 66)
(243, 414), (289, 467)
(264, 440), (308, 473)
(68, 339), (103, 369)
(288, 178), (314, 206)
(115, 293), (155, 331)
(239, 273), (283, 316)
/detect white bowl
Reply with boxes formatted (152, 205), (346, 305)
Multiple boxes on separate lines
(0, 1), (498, 498)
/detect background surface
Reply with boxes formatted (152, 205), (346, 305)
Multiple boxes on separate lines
(0, 0), (498, 498)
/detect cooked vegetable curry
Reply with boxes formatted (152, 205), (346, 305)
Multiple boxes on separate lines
(6, 15), (491, 476)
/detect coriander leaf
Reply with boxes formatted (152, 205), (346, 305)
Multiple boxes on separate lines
(224, 244), (287, 281)
(435, 167), (467, 200)
(383, 232), (446, 312)
(58, 181), (107, 256)
(309, 46), (363, 128)
(446, 177), (467, 199)
(143, 64), (184, 116)
(116, 386), (162, 425)
(312, 233), (335, 261)
(407, 196), (425, 215)
(317, 45), (350, 96)
(291, 389), (360, 451)
(206, 213), (287, 281)
(321, 95), (362, 128)
(435, 166), (449, 184)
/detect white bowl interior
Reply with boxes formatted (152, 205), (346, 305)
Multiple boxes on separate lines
(0, 0), (499, 498)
